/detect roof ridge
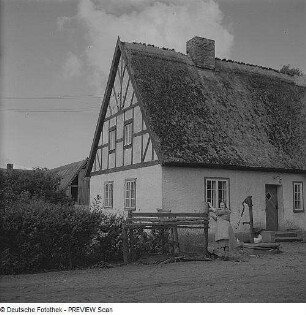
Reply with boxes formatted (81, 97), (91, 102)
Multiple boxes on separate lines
(131, 41), (177, 52)
(125, 41), (303, 82)
(51, 158), (87, 171)
(216, 57), (281, 75)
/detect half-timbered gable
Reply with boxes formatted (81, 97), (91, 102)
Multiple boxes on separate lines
(90, 44), (159, 176)
(87, 39), (162, 213)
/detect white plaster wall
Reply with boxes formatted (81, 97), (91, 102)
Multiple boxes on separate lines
(162, 167), (306, 232)
(90, 164), (163, 216)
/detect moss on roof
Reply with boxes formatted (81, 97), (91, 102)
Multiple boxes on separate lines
(122, 42), (306, 171)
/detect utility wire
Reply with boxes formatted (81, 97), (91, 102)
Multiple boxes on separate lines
(0, 95), (103, 100)
(0, 108), (99, 112)
(0, 94), (103, 112)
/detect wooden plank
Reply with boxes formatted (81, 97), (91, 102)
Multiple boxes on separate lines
(176, 226), (206, 229)
(126, 219), (206, 225)
(203, 221), (209, 257)
(173, 226), (179, 254)
(126, 221), (206, 226)
(131, 212), (208, 218)
(124, 225), (206, 230)
(141, 137), (150, 162)
(243, 243), (280, 249)
(122, 227), (129, 264)
(161, 228), (165, 254)
(126, 217), (207, 222)
(125, 222), (206, 228)
(126, 218), (162, 222)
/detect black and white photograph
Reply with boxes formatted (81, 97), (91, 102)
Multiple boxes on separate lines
(0, 0), (306, 311)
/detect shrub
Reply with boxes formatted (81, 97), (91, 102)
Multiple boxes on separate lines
(89, 212), (124, 263)
(0, 199), (100, 274)
(0, 193), (172, 274)
(280, 64), (303, 76)
(0, 168), (71, 207)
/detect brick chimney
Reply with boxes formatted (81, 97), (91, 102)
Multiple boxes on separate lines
(7, 163), (13, 170)
(186, 36), (215, 70)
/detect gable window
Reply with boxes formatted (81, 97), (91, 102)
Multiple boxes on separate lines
(104, 181), (113, 208)
(293, 182), (304, 212)
(109, 128), (116, 153)
(125, 179), (136, 209)
(205, 178), (229, 208)
(124, 121), (133, 147)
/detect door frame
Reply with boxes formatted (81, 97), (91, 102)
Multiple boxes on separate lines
(265, 184), (280, 231)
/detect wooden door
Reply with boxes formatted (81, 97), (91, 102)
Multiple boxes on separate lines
(265, 185), (278, 231)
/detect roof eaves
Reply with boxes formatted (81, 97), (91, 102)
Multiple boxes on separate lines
(162, 161), (306, 174)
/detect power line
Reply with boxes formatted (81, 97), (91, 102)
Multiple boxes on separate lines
(0, 108), (99, 113)
(0, 94), (103, 112)
(0, 94), (103, 100)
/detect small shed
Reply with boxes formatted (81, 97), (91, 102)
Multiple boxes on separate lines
(51, 159), (90, 205)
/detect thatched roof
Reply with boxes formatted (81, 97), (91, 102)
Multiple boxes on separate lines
(51, 159), (87, 190)
(121, 41), (306, 172)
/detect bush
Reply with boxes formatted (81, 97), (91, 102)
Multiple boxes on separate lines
(89, 213), (124, 263)
(0, 168), (71, 207)
(0, 199), (100, 274)
(0, 193), (172, 274)
(280, 64), (303, 76)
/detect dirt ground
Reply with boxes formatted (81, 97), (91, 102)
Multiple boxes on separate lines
(1, 242), (306, 303)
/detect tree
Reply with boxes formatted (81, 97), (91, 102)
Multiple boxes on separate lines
(0, 168), (71, 207)
(280, 64), (303, 76)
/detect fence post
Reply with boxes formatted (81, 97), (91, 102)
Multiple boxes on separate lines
(173, 225), (180, 254)
(203, 217), (209, 257)
(202, 202), (209, 257)
(127, 210), (136, 262)
(122, 226), (129, 264)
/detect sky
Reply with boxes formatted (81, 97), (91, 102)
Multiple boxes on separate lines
(1, 0), (306, 170)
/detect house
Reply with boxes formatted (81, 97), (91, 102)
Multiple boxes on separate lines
(86, 36), (306, 235)
(51, 159), (90, 205)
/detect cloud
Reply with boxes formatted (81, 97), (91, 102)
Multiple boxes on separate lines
(62, 52), (82, 79)
(20, 0), (73, 2)
(73, 0), (233, 92)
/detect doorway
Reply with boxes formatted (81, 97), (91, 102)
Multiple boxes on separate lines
(265, 185), (279, 231)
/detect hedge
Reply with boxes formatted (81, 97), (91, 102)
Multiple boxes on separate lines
(0, 199), (125, 274)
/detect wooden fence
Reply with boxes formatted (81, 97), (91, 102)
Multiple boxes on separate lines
(122, 211), (209, 264)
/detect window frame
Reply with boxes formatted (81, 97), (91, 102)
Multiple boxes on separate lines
(109, 127), (116, 153)
(123, 120), (133, 148)
(104, 181), (114, 208)
(204, 177), (230, 209)
(124, 178), (136, 210)
(293, 181), (304, 213)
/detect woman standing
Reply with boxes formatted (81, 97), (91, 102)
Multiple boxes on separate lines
(209, 201), (236, 260)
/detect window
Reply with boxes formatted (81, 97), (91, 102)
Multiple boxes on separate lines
(109, 128), (116, 152)
(205, 178), (229, 208)
(124, 122), (133, 147)
(293, 182), (304, 212)
(104, 181), (113, 208)
(125, 179), (136, 209)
